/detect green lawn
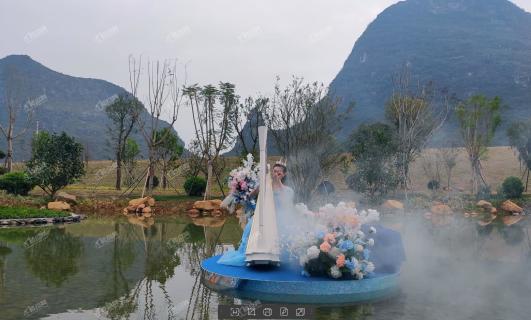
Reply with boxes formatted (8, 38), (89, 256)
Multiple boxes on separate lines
(0, 206), (70, 219)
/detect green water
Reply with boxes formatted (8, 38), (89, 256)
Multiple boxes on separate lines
(0, 215), (529, 320)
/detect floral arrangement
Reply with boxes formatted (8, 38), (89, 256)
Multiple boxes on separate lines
(300, 225), (377, 280)
(295, 202), (380, 228)
(222, 154), (260, 214)
(296, 203), (379, 280)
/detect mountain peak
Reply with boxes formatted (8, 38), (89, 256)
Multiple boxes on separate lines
(329, 0), (531, 145)
(0, 55), (181, 160)
(1, 54), (39, 66)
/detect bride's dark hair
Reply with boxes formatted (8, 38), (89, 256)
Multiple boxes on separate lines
(273, 163), (287, 184)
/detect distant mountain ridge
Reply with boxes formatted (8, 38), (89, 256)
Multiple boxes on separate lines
(0, 55), (182, 160)
(329, 0), (531, 144)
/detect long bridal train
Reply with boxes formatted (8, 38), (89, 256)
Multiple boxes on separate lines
(245, 126), (280, 266)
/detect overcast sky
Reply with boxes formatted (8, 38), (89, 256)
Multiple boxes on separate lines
(1, 0), (530, 145)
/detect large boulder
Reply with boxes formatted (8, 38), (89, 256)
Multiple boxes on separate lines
(431, 204), (453, 215)
(124, 197), (155, 217)
(193, 199), (222, 211)
(500, 200), (523, 214)
(47, 201), (71, 211)
(128, 197), (155, 207)
(55, 191), (77, 205)
(476, 200), (494, 210)
(382, 200), (404, 210)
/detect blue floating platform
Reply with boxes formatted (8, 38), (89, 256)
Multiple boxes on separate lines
(201, 255), (400, 305)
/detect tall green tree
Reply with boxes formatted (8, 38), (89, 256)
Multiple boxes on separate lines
(347, 123), (399, 204)
(123, 138), (140, 187)
(507, 120), (531, 191)
(456, 95), (501, 195)
(184, 82), (237, 199)
(105, 94), (142, 190)
(154, 128), (184, 189)
(26, 131), (85, 196)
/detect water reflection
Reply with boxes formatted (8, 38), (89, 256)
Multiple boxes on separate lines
(0, 214), (528, 320)
(25, 228), (83, 287)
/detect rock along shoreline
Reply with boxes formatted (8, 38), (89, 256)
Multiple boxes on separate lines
(0, 213), (86, 227)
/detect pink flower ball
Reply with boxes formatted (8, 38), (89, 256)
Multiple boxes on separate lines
(324, 233), (336, 244)
(336, 254), (346, 268)
(319, 241), (331, 253)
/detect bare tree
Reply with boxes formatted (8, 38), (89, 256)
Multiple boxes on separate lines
(128, 56), (183, 195)
(263, 77), (351, 203)
(420, 152), (442, 190)
(438, 144), (460, 190)
(507, 120), (531, 191)
(386, 67), (450, 197)
(229, 96), (267, 157)
(105, 94), (141, 190)
(184, 83), (237, 199)
(456, 95), (501, 195)
(0, 66), (36, 171)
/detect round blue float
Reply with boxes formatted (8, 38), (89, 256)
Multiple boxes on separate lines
(201, 255), (400, 305)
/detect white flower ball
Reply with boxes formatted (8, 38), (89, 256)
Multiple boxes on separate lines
(328, 247), (341, 259)
(357, 230), (365, 238)
(355, 272), (364, 280)
(299, 255), (309, 266)
(355, 244), (364, 252)
(367, 238), (375, 246)
(365, 262), (375, 273)
(369, 226), (377, 234)
(306, 246), (320, 260)
(330, 266), (342, 279)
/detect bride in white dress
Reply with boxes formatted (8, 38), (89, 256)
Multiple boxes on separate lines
(218, 126), (300, 267)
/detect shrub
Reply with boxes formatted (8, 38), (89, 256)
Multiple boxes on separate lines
(26, 131), (85, 196)
(0, 172), (35, 196)
(183, 176), (206, 197)
(0, 150), (5, 160)
(347, 123), (399, 204)
(501, 176), (524, 198)
(427, 180), (440, 191)
(0, 167), (7, 176)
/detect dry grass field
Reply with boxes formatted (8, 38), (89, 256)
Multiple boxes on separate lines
(12, 146), (524, 199)
(409, 146), (521, 193)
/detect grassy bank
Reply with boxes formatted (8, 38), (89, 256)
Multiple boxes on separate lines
(0, 206), (70, 219)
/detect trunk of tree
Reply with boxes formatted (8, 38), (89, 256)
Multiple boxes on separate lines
(204, 159), (213, 200)
(115, 154), (122, 191)
(147, 148), (156, 194)
(5, 125), (13, 172)
(162, 161), (168, 189)
(447, 168), (452, 190)
(526, 169), (530, 192)
(470, 156), (486, 195)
